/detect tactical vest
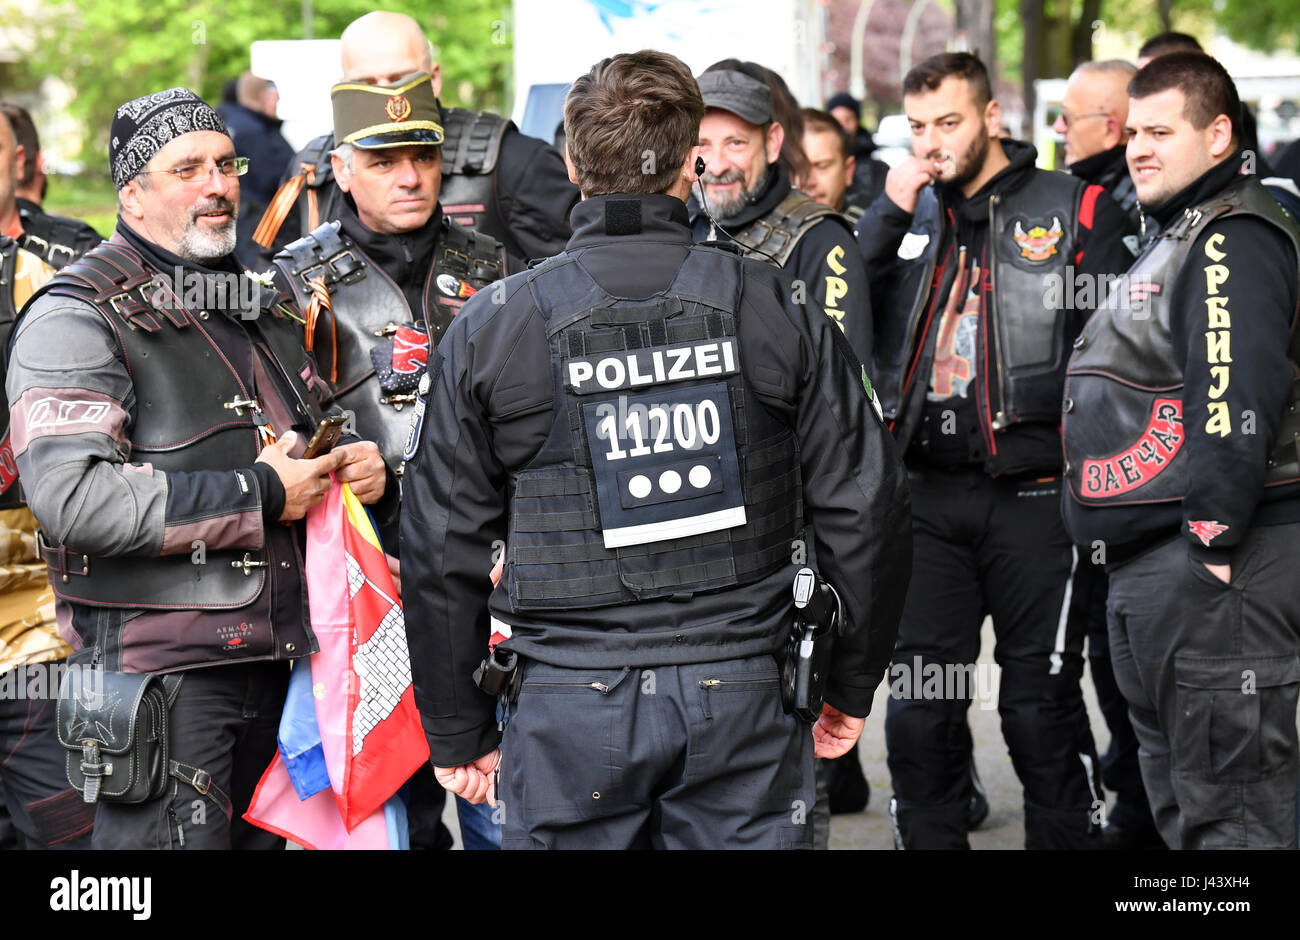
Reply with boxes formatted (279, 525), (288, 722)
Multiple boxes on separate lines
(729, 190), (853, 267)
(0, 242), (21, 510)
(505, 246), (803, 611)
(26, 242), (326, 610)
(255, 107), (516, 257)
(875, 172), (1087, 435)
(1063, 180), (1300, 506)
(275, 218), (504, 470)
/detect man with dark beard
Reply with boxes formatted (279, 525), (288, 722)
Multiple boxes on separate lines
(690, 63), (874, 370)
(9, 88), (390, 849)
(857, 52), (1138, 850)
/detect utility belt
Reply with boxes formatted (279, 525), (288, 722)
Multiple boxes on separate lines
(56, 664), (232, 818)
(471, 566), (843, 726)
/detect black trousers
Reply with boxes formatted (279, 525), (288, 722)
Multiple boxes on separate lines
(91, 660), (289, 850)
(1081, 566), (1157, 833)
(1107, 524), (1300, 849)
(885, 468), (1101, 849)
(0, 665), (95, 848)
(499, 654), (815, 849)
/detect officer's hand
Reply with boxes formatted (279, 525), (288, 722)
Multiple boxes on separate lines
(332, 440), (387, 504)
(434, 748), (501, 806)
(812, 702), (865, 759)
(255, 430), (346, 521)
(884, 156), (938, 215)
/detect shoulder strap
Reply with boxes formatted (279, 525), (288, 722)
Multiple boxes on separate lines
(437, 218), (505, 287)
(732, 190), (851, 267)
(441, 107), (510, 175)
(34, 241), (188, 333)
(278, 220), (368, 289)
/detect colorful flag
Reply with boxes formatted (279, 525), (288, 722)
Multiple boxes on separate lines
(245, 479), (427, 846)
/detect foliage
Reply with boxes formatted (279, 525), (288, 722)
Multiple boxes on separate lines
(11, 0), (512, 166)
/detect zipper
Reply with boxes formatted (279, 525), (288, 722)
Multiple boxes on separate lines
(699, 676), (779, 689)
(527, 680), (612, 693)
(985, 194), (1008, 447)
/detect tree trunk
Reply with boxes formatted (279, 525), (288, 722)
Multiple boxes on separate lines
(1072, 0), (1103, 65)
(1021, 0), (1042, 118)
(1158, 0), (1173, 32)
(955, 0), (996, 70)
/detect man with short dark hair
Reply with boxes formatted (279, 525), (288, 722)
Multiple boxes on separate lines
(799, 108), (859, 222)
(692, 61), (875, 370)
(217, 73), (294, 269)
(1063, 51), (1300, 849)
(0, 103), (101, 269)
(401, 49), (910, 849)
(858, 51), (1138, 850)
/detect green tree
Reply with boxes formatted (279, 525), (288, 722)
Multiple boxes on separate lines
(14, 0), (512, 169)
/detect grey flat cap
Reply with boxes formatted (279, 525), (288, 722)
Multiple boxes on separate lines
(697, 69), (772, 125)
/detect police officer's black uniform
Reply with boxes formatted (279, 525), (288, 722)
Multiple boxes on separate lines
(400, 192), (911, 849)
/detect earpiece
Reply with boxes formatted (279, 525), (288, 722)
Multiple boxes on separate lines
(695, 155), (706, 176)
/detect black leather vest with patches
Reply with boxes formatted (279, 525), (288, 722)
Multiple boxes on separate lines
(275, 218), (504, 470)
(875, 172), (1087, 437)
(437, 107), (511, 249)
(505, 245), (802, 611)
(27, 241), (325, 609)
(1063, 180), (1300, 506)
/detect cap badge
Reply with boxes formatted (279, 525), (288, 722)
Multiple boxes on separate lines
(385, 95), (412, 122)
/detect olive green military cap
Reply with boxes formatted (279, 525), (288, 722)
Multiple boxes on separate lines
(331, 72), (444, 149)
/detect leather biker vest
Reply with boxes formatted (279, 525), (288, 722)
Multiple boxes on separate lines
(28, 242), (326, 610)
(505, 245), (803, 611)
(875, 172), (1088, 438)
(275, 218), (504, 470)
(1063, 180), (1300, 506)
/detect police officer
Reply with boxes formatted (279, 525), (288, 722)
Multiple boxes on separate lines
(401, 49), (911, 849)
(9, 87), (390, 849)
(857, 52), (1138, 850)
(691, 63), (874, 369)
(1063, 52), (1300, 850)
(253, 11), (579, 267)
(0, 102), (103, 269)
(272, 71), (512, 852)
(0, 110), (95, 850)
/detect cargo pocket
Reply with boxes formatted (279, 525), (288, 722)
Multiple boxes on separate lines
(507, 664), (632, 820)
(1173, 652), (1300, 781)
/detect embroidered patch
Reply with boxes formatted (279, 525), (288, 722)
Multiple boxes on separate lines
(402, 372), (432, 464)
(1011, 217), (1064, 262)
(436, 273), (476, 298)
(1188, 520), (1229, 546)
(385, 95), (411, 122)
(1080, 399), (1184, 498)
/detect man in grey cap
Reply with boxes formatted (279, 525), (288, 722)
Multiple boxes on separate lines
(691, 61), (874, 371)
(9, 87), (391, 849)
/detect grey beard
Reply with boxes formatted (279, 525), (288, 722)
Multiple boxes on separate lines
(709, 165), (773, 222)
(177, 211), (238, 262)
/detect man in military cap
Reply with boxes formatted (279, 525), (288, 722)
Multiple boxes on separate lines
(272, 71), (514, 851)
(254, 11), (578, 267)
(691, 62), (874, 370)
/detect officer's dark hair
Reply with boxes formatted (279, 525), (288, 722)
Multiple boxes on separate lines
(705, 59), (810, 183)
(563, 50), (704, 197)
(902, 52), (994, 111)
(1129, 52), (1239, 143)
(1137, 31), (1203, 60)
(801, 108), (851, 162)
(0, 102), (39, 188)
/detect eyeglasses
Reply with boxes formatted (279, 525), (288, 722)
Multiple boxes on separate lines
(138, 157), (249, 183)
(1051, 109), (1110, 129)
